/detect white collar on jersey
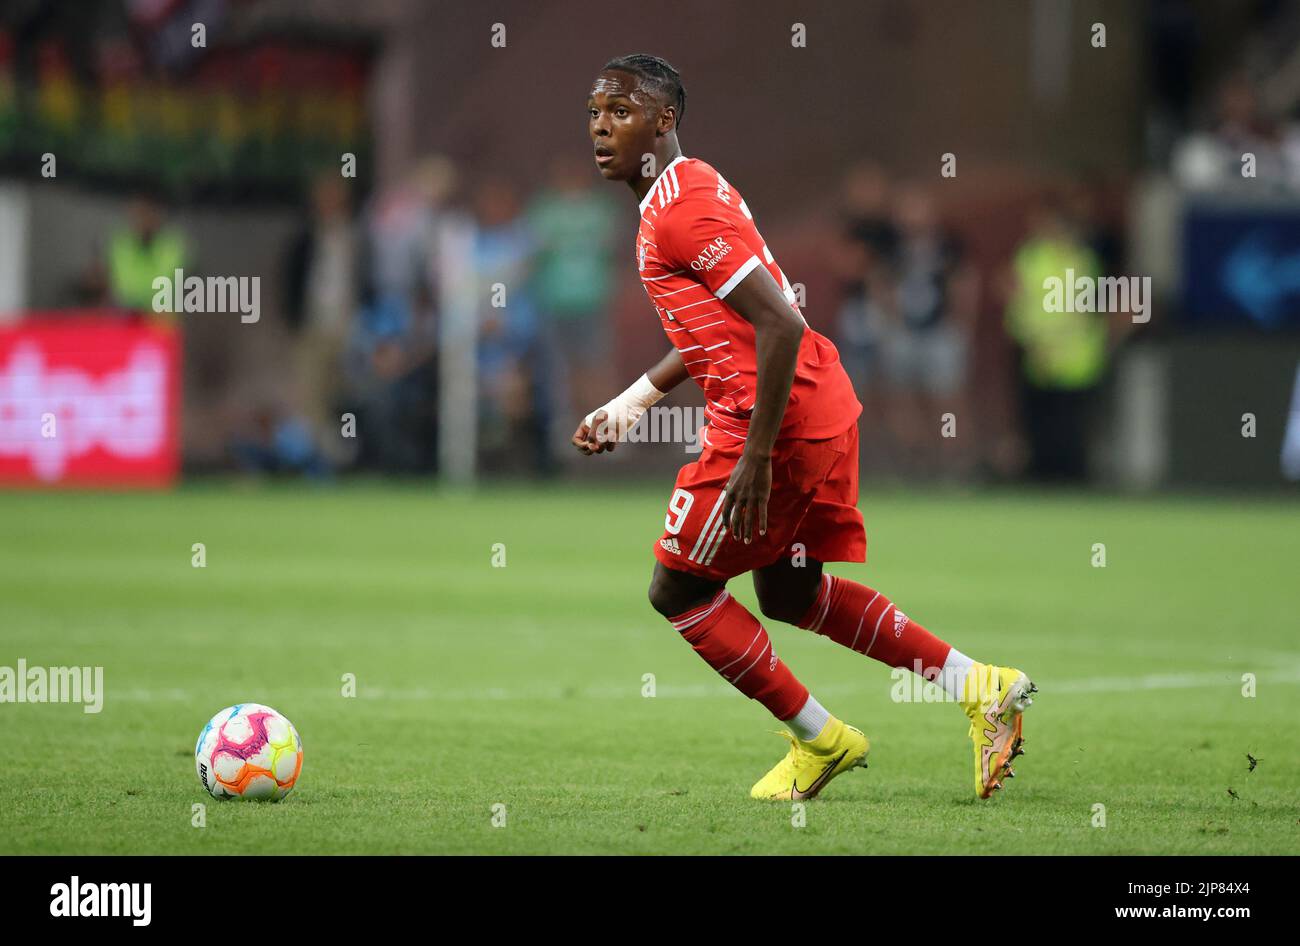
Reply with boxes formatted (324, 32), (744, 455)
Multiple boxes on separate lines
(638, 154), (689, 213)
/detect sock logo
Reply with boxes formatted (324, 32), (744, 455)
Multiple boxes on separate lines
(893, 609), (909, 638)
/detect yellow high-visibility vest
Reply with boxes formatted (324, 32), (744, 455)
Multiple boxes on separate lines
(108, 228), (187, 317)
(1006, 239), (1108, 390)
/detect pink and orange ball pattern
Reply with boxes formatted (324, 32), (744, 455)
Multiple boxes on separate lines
(195, 703), (303, 801)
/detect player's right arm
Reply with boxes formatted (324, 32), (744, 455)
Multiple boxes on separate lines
(646, 345), (689, 393)
(572, 347), (687, 455)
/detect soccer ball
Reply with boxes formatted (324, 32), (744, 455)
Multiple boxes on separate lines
(195, 703), (303, 801)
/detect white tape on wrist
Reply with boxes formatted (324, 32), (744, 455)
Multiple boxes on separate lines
(584, 373), (666, 441)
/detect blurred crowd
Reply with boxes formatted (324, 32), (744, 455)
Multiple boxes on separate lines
(265, 153), (619, 478)
(829, 164), (1132, 483)
(1169, 71), (1300, 195)
(79, 155), (1122, 484)
(68, 154), (621, 479)
(55, 158), (1195, 485)
(1148, 0), (1300, 194)
(56, 4), (1300, 485)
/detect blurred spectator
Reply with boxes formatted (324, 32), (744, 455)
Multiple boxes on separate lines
(283, 172), (361, 462)
(343, 291), (438, 474)
(79, 193), (188, 315)
(472, 177), (549, 474)
(526, 156), (618, 457)
(1171, 73), (1298, 193)
(1004, 197), (1108, 482)
(229, 406), (333, 480)
(880, 182), (977, 474)
(832, 162), (897, 442)
(340, 156), (453, 474)
(362, 155), (455, 306)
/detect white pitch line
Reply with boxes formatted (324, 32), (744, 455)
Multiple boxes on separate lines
(105, 666), (1300, 704)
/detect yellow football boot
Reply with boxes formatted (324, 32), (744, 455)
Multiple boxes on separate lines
(960, 663), (1036, 799)
(749, 716), (869, 801)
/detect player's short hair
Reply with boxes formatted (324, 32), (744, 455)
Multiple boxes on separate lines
(602, 54), (686, 130)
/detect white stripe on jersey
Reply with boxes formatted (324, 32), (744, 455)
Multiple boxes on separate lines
(678, 335), (728, 353)
(714, 254), (762, 299)
(704, 407), (748, 434)
(639, 155), (688, 214)
(666, 297), (720, 315)
(705, 424), (746, 442)
(650, 283), (709, 299)
(678, 310), (724, 324)
(673, 322), (726, 340)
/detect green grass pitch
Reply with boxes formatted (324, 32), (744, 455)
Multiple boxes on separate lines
(1, 483), (1296, 854)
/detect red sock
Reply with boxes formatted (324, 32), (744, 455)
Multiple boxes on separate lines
(669, 590), (809, 721)
(798, 574), (951, 681)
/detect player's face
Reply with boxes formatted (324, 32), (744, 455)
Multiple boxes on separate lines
(588, 70), (660, 182)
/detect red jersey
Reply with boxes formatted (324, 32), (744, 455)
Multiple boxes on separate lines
(635, 156), (860, 443)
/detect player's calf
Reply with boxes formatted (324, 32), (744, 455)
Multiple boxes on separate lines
(794, 572), (968, 690)
(792, 572), (1037, 798)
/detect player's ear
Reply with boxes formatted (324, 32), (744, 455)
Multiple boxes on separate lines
(658, 107), (676, 136)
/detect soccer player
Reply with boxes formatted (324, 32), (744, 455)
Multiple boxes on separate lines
(574, 54), (1035, 800)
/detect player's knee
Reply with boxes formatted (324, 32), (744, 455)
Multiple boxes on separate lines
(755, 591), (809, 626)
(753, 559), (824, 626)
(647, 574), (681, 618)
(647, 567), (717, 620)
(755, 579), (820, 626)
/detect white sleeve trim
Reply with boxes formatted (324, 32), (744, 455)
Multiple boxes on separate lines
(714, 254), (762, 299)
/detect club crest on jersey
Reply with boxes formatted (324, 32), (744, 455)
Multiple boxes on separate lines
(691, 236), (732, 273)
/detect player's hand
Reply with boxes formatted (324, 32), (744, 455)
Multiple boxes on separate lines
(571, 410), (617, 455)
(721, 451), (771, 544)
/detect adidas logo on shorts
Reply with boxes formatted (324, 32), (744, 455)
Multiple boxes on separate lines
(659, 537), (682, 555)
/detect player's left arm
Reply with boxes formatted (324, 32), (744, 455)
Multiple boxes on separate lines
(718, 265), (805, 544)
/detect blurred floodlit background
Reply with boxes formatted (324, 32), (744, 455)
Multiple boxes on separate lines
(2, 0), (1299, 491)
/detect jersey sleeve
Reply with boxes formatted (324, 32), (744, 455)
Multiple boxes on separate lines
(655, 194), (763, 299)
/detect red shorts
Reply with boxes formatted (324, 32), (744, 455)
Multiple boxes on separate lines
(652, 424), (866, 582)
